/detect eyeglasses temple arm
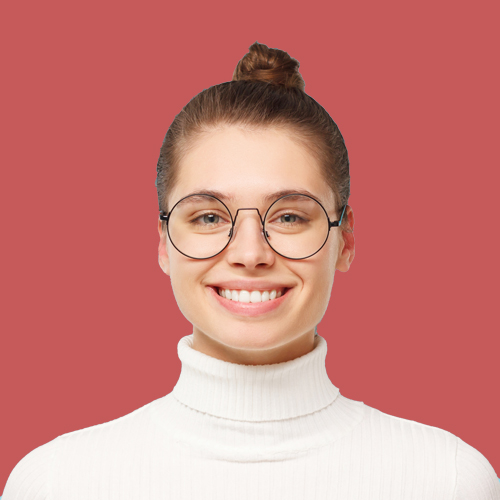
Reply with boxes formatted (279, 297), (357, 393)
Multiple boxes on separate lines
(329, 204), (347, 228)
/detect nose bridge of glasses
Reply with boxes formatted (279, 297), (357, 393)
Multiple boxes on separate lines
(230, 208), (266, 239)
(232, 207), (265, 226)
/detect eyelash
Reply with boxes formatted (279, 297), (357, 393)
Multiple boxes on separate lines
(189, 213), (228, 226)
(189, 212), (308, 227)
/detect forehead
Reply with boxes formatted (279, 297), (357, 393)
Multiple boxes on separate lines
(170, 126), (335, 211)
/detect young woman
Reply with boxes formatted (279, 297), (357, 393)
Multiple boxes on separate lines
(3, 42), (499, 500)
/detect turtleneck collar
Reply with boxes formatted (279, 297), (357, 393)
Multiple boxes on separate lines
(172, 333), (339, 422)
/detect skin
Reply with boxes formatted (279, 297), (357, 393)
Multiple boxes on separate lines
(157, 125), (355, 366)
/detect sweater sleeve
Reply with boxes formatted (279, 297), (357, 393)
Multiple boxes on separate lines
(2, 437), (58, 500)
(454, 437), (500, 500)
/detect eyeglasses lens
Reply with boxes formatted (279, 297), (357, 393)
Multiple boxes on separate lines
(167, 194), (329, 259)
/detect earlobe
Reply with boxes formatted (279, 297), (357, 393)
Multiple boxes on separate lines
(158, 254), (170, 275)
(335, 206), (355, 273)
(158, 219), (171, 276)
(336, 233), (355, 272)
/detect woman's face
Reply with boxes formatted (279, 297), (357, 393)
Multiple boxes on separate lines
(158, 126), (354, 365)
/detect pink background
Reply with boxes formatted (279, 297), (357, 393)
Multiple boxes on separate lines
(1, 0), (499, 490)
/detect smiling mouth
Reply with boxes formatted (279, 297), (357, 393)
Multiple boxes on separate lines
(212, 287), (290, 303)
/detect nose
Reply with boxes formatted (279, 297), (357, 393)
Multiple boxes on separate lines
(225, 209), (275, 268)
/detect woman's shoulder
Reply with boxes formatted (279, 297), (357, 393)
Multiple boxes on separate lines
(2, 394), (172, 499)
(454, 436), (500, 499)
(351, 398), (500, 498)
(2, 435), (59, 500)
(340, 395), (461, 446)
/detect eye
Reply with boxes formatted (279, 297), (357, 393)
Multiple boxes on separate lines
(270, 212), (307, 225)
(279, 214), (299, 224)
(190, 212), (230, 226)
(201, 214), (220, 224)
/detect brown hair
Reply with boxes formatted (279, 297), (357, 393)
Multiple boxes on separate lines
(156, 41), (351, 232)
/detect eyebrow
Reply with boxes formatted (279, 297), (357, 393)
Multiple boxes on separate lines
(181, 188), (323, 205)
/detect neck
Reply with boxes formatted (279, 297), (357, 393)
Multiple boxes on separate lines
(191, 328), (318, 365)
(172, 331), (338, 421)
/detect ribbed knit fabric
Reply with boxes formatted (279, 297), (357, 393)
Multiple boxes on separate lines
(3, 334), (499, 499)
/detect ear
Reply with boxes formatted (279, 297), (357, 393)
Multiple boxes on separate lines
(335, 205), (355, 273)
(158, 219), (171, 276)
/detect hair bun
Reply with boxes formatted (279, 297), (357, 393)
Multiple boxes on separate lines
(232, 42), (305, 91)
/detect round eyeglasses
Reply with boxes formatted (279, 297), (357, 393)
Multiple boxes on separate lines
(159, 193), (346, 260)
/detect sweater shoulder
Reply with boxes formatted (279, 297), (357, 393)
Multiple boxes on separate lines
(360, 403), (499, 498)
(1, 394), (172, 499)
(454, 437), (500, 500)
(52, 394), (172, 456)
(2, 436), (59, 500)
(57, 394), (167, 438)
(361, 402), (459, 448)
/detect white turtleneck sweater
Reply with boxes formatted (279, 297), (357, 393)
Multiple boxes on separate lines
(3, 334), (499, 499)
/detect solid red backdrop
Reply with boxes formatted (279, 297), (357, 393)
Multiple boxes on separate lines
(1, 0), (499, 491)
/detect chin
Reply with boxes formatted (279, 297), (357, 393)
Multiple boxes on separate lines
(208, 325), (292, 351)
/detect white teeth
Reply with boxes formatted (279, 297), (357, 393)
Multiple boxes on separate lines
(217, 288), (285, 303)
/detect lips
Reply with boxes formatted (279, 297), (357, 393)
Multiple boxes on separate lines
(206, 280), (294, 291)
(206, 284), (292, 317)
(213, 286), (290, 304)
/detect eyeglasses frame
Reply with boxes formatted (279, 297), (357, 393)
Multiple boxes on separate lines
(159, 193), (347, 260)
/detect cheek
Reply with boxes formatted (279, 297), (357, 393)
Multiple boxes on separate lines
(165, 250), (190, 303)
(309, 267), (334, 304)
(291, 255), (335, 300)
(308, 240), (338, 297)
(168, 254), (211, 304)
(168, 267), (198, 326)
